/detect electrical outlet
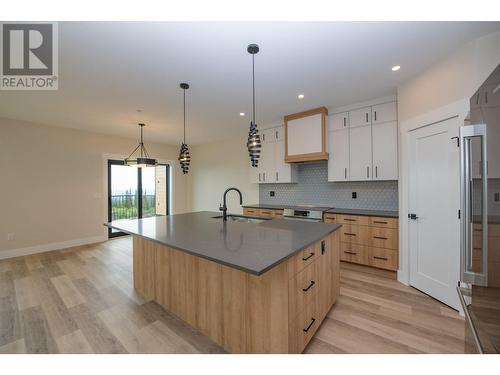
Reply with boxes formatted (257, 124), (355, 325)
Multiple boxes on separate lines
(495, 192), (500, 202)
(270, 191), (275, 197)
(352, 192), (357, 199)
(7, 233), (15, 241)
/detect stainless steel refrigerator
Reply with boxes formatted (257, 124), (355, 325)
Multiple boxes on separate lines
(458, 63), (500, 354)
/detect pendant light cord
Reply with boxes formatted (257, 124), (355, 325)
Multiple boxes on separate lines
(252, 53), (255, 125)
(183, 88), (186, 144)
(140, 124), (143, 157)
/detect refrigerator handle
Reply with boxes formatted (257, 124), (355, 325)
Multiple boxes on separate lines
(459, 124), (488, 286)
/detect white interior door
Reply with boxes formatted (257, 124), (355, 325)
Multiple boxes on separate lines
(408, 117), (461, 310)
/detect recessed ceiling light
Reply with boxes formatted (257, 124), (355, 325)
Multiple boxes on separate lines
(392, 65), (401, 71)
(298, 94), (305, 99)
(239, 112), (245, 116)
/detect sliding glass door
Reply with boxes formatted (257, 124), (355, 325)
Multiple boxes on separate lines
(107, 160), (169, 238)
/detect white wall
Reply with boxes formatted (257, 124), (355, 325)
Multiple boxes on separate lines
(188, 134), (259, 215)
(0, 117), (189, 256)
(396, 30), (500, 286)
(398, 31), (500, 122)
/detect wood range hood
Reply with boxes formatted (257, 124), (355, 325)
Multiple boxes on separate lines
(284, 106), (329, 163)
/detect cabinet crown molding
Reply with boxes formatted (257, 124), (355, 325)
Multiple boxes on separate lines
(284, 106), (328, 122)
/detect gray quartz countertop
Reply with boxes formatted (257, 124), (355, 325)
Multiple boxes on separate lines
(242, 204), (399, 218)
(242, 204), (334, 212)
(325, 208), (399, 218)
(105, 211), (341, 276)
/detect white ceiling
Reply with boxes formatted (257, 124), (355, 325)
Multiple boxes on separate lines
(1, 22), (500, 145)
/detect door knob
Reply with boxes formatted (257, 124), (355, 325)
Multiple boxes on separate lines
(408, 213), (419, 220)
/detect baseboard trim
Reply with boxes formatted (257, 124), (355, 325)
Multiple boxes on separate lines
(0, 235), (108, 260)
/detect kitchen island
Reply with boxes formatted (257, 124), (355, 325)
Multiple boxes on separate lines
(106, 211), (341, 353)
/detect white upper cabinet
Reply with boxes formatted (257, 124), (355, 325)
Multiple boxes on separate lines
(251, 125), (298, 184)
(372, 121), (398, 180)
(327, 99), (398, 182)
(349, 125), (372, 180)
(328, 129), (349, 181)
(349, 106), (371, 128)
(329, 111), (349, 131)
(372, 101), (397, 124)
(285, 107), (328, 163)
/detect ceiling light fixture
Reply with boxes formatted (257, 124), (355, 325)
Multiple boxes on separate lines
(246, 43), (261, 168)
(178, 82), (191, 174)
(124, 123), (158, 168)
(298, 94), (305, 99)
(391, 65), (401, 71)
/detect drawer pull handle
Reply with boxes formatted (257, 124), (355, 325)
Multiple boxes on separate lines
(302, 280), (316, 292)
(373, 221), (388, 224)
(373, 256), (388, 261)
(344, 233), (356, 236)
(261, 211), (271, 214)
(344, 251), (357, 255)
(302, 252), (315, 261)
(344, 218), (357, 222)
(303, 318), (316, 333)
(373, 236), (388, 240)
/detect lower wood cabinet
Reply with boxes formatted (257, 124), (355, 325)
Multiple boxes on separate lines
(324, 213), (399, 271)
(133, 230), (340, 353)
(243, 207), (284, 218)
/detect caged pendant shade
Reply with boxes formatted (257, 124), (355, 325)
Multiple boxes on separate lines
(178, 83), (191, 174)
(124, 123), (158, 168)
(246, 44), (261, 167)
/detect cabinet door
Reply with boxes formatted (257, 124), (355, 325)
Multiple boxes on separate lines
(481, 105), (500, 178)
(249, 165), (260, 184)
(275, 138), (296, 183)
(329, 112), (349, 131)
(349, 125), (372, 180)
(261, 128), (275, 144)
(260, 141), (276, 183)
(372, 121), (398, 180)
(349, 106), (371, 128)
(372, 102), (397, 124)
(328, 129), (349, 181)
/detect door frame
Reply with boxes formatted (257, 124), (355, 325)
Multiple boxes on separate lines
(102, 154), (174, 239)
(398, 99), (469, 287)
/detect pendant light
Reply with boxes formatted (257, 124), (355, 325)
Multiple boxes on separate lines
(178, 82), (191, 174)
(246, 44), (261, 167)
(124, 123), (158, 167)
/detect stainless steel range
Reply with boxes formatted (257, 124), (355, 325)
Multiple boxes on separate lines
(282, 207), (330, 222)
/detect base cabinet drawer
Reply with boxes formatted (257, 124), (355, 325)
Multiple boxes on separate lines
(369, 247), (398, 271)
(368, 216), (398, 229)
(339, 224), (369, 245)
(288, 242), (320, 277)
(369, 227), (398, 249)
(340, 242), (370, 265)
(289, 262), (319, 318)
(243, 208), (259, 217)
(289, 301), (319, 354)
(336, 214), (369, 226)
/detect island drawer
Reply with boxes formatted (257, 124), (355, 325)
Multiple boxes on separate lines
(339, 224), (369, 245)
(336, 214), (369, 226)
(369, 227), (398, 250)
(340, 242), (369, 265)
(368, 216), (398, 229)
(289, 300), (319, 354)
(289, 262), (319, 318)
(369, 247), (398, 271)
(288, 241), (320, 278)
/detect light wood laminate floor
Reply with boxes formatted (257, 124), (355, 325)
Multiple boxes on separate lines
(0, 237), (465, 354)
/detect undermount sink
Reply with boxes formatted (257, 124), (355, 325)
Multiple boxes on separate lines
(211, 215), (267, 224)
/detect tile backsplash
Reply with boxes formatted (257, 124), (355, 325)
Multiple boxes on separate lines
(259, 161), (398, 211)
